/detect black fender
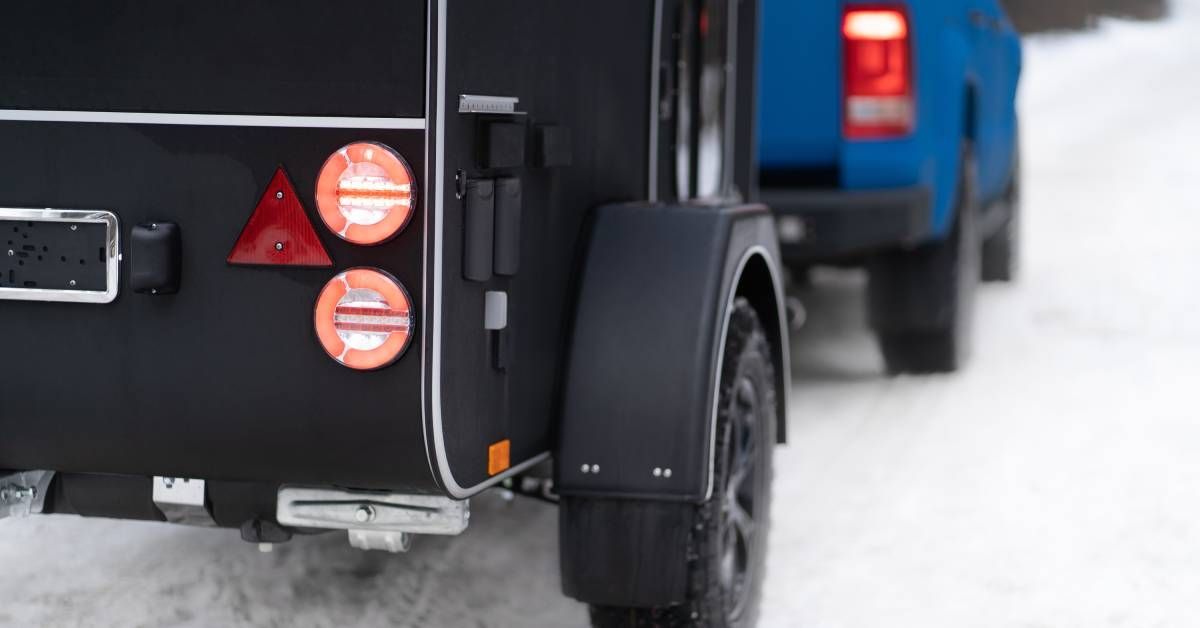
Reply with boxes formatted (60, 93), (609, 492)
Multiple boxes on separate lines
(555, 202), (789, 503)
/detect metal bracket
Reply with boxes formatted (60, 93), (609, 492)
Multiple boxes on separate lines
(0, 470), (54, 520)
(152, 476), (216, 526)
(276, 487), (470, 539)
(458, 94), (526, 116)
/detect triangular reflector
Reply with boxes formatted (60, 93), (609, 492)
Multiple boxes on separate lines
(227, 166), (333, 267)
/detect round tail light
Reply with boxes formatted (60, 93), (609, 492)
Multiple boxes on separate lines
(315, 141), (416, 245)
(314, 268), (414, 370)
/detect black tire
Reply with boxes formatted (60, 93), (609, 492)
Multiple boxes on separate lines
(981, 146), (1020, 282)
(588, 298), (777, 628)
(869, 142), (980, 374)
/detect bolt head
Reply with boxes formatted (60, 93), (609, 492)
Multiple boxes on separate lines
(354, 505), (376, 523)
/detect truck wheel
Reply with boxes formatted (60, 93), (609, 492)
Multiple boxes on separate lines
(981, 150), (1020, 282)
(588, 298), (777, 628)
(869, 143), (980, 374)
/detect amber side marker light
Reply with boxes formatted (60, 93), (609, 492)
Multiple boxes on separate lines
(488, 440), (511, 476)
(315, 141), (416, 245)
(314, 268), (414, 370)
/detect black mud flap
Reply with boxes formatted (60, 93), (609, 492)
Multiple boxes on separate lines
(555, 201), (788, 607)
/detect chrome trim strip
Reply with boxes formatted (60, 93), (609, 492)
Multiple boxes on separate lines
(702, 244), (789, 501)
(421, 0), (438, 485)
(648, 0), (664, 202)
(724, 0), (740, 197)
(0, 109), (426, 130)
(0, 208), (120, 304)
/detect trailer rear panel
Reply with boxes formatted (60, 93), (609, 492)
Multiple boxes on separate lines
(0, 1), (431, 490)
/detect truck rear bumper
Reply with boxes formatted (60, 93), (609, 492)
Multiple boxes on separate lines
(760, 186), (932, 264)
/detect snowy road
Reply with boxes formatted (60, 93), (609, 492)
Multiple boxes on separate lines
(3, 7), (1200, 628)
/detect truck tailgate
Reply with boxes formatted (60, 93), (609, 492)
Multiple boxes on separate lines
(758, 0), (842, 170)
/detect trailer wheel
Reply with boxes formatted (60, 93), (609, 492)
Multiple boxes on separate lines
(869, 142), (980, 374)
(981, 146), (1020, 282)
(588, 298), (776, 628)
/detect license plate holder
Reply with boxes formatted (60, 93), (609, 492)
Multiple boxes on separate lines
(0, 208), (120, 303)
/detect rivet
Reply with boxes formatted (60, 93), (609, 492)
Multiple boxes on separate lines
(6, 250), (12, 257)
(68, 280), (76, 287)
(274, 242), (285, 252)
(275, 191), (284, 199)
(663, 468), (673, 478)
(652, 467), (662, 477)
(580, 464), (590, 474)
(70, 225), (78, 231)
(591, 464), (600, 473)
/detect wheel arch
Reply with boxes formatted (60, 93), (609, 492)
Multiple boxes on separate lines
(556, 202), (787, 504)
(557, 201), (788, 609)
(731, 248), (789, 445)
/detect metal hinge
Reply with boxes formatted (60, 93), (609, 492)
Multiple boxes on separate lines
(0, 470), (54, 520)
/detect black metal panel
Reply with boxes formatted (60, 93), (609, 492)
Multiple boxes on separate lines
(0, 1), (426, 117)
(556, 202), (777, 502)
(0, 121), (433, 491)
(430, 0), (653, 492)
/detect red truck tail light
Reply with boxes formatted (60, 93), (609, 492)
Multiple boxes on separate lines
(316, 142), (416, 245)
(843, 8), (913, 139)
(314, 268), (414, 370)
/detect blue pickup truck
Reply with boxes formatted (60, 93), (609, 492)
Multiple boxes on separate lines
(759, 0), (1022, 373)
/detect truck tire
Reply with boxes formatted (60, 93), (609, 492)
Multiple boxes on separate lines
(981, 148), (1020, 282)
(869, 143), (980, 374)
(587, 298), (777, 628)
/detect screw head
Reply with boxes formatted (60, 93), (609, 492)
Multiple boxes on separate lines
(354, 505), (376, 523)
(275, 191), (284, 199)
(580, 464), (590, 473)
(653, 467), (663, 477)
(591, 464), (600, 473)
(68, 280), (77, 287)
(274, 242), (284, 252)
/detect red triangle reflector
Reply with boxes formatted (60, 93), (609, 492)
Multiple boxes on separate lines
(227, 167), (333, 267)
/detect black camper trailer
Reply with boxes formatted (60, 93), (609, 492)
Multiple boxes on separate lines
(0, 1), (788, 625)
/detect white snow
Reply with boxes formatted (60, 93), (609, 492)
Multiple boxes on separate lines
(3, 6), (1200, 627)
(763, 4), (1200, 627)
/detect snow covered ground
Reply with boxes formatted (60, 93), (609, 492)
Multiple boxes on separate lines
(3, 6), (1200, 627)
